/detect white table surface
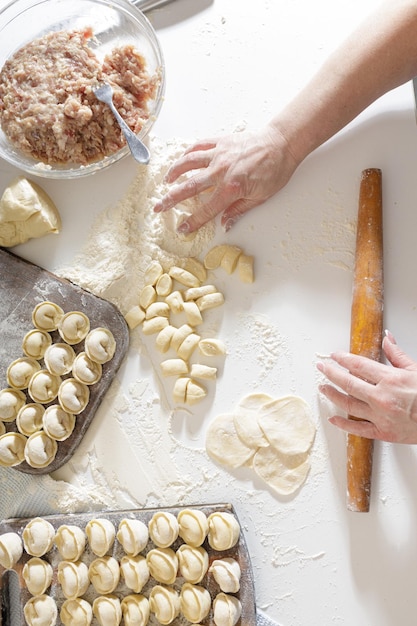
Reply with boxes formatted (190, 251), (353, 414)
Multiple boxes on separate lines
(2, 1), (417, 624)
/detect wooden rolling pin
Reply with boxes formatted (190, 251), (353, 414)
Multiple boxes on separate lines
(347, 168), (384, 512)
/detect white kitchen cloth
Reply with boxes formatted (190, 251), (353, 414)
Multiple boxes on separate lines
(257, 610), (281, 626)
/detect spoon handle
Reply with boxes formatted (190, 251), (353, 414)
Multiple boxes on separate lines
(107, 100), (150, 164)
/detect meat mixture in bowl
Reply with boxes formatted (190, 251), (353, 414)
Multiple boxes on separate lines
(0, 28), (160, 165)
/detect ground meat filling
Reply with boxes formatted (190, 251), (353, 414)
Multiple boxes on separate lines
(0, 28), (160, 165)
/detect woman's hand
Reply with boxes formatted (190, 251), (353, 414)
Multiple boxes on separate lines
(153, 123), (299, 234)
(317, 331), (417, 443)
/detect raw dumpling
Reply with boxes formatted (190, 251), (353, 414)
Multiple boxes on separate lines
(0, 531), (23, 568)
(117, 518), (149, 556)
(72, 352), (102, 385)
(16, 403), (45, 436)
(0, 387), (26, 422)
(121, 594), (150, 626)
(89, 556), (120, 594)
(177, 544), (208, 584)
(24, 431), (58, 468)
(180, 582), (211, 623)
(60, 598), (93, 626)
(22, 517), (55, 557)
(92, 594), (122, 626)
(212, 593), (242, 626)
(177, 509), (208, 547)
(6, 357), (41, 390)
(120, 555), (150, 593)
(85, 518), (116, 557)
(54, 525), (86, 561)
(209, 558), (241, 593)
(24, 594), (58, 626)
(58, 378), (89, 415)
(28, 370), (61, 404)
(22, 329), (52, 360)
(57, 560), (89, 599)
(58, 311), (90, 344)
(0, 432), (26, 466)
(149, 585), (180, 625)
(42, 405), (75, 441)
(32, 301), (64, 332)
(84, 327), (116, 364)
(146, 547), (178, 585)
(22, 557), (53, 595)
(43, 343), (76, 376)
(207, 512), (240, 551)
(148, 511), (179, 548)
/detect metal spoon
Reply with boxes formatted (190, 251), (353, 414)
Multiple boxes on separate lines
(93, 82), (150, 164)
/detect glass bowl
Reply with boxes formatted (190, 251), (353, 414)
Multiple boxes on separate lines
(0, 0), (165, 179)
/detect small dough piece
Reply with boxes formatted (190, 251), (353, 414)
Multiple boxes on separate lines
(233, 392), (273, 449)
(0, 387), (26, 422)
(177, 509), (208, 547)
(177, 333), (200, 360)
(22, 517), (55, 557)
(156, 273), (173, 297)
(139, 284), (157, 309)
(0, 432), (27, 466)
(209, 558), (241, 593)
(32, 301), (64, 332)
(177, 544), (209, 584)
(84, 328), (116, 364)
(180, 582), (211, 623)
(117, 518), (149, 556)
(181, 257), (207, 283)
(0, 422), (5, 436)
(72, 352), (102, 385)
(121, 594), (149, 626)
(253, 446), (311, 495)
(148, 511), (179, 548)
(54, 525), (86, 562)
(0, 177), (61, 247)
(145, 301), (170, 319)
(237, 253), (254, 283)
(146, 547), (178, 585)
(124, 305), (146, 330)
(60, 598), (93, 626)
(184, 284), (217, 301)
(92, 595), (121, 626)
(7, 357), (41, 389)
(169, 266), (200, 288)
(149, 585), (180, 625)
(25, 432), (58, 468)
(22, 329), (52, 360)
(160, 358), (189, 377)
(42, 405), (76, 441)
(85, 518), (116, 557)
(89, 556), (120, 595)
(155, 325), (176, 353)
(43, 343), (76, 376)
(173, 377), (189, 404)
(183, 301), (203, 326)
(58, 311), (90, 344)
(24, 594), (58, 626)
(220, 245), (242, 274)
(198, 338), (226, 357)
(207, 512), (240, 551)
(185, 379), (207, 405)
(57, 560), (89, 599)
(196, 292), (225, 311)
(120, 555), (150, 593)
(142, 316), (169, 335)
(58, 378), (89, 415)
(203, 245), (227, 270)
(144, 260), (164, 286)
(171, 324), (193, 351)
(165, 290), (184, 314)
(213, 593), (242, 626)
(22, 557), (53, 595)
(206, 413), (255, 469)
(16, 403), (45, 436)
(0, 531), (23, 568)
(28, 370), (61, 404)
(257, 396), (316, 455)
(190, 363), (217, 380)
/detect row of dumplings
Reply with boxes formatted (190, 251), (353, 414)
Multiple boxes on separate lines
(0, 301), (116, 468)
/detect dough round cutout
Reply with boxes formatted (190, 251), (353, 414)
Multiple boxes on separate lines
(205, 413), (255, 469)
(257, 395), (316, 455)
(233, 392), (272, 449)
(253, 446), (311, 495)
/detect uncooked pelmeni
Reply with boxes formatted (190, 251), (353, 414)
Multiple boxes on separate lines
(0, 531), (23, 568)
(120, 554), (150, 593)
(57, 560), (89, 599)
(58, 378), (89, 415)
(22, 329), (52, 360)
(148, 511), (179, 548)
(32, 301), (64, 332)
(43, 343), (76, 376)
(22, 517), (55, 557)
(22, 557), (53, 595)
(24, 594), (58, 626)
(72, 352), (102, 385)
(85, 518), (116, 557)
(6, 357), (41, 390)
(116, 518), (149, 556)
(58, 311), (90, 344)
(24, 431), (58, 469)
(209, 558), (241, 593)
(180, 582), (211, 623)
(205, 413), (255, 469)
(121, 594), (150, 626)
(60, 598), (93, 626)
(0, 387), (26, 422)
(0, 432), (26, 466)
(42, 405), (75, 441)
(257, 395), (316, 456)
(253, 446), (311, 496)
(28, 370), (61, 404)
(54, 525), (86, 562)
(146, 547), (178, 585)
(16, 403), (45, 436)
(233, 392), (273, 449)
(207, 512), (240, 551)
(92, 594), (122, 626)
(212, 593), (242, 626)
(177, 508), (208, 547)
(149, 585), (180, 625)
(84, 327), (116, 364)
(0, 422), (5, 436)
(89, 556), (120, 594)
(177, 544), (209, 584)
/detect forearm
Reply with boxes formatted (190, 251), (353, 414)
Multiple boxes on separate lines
(270, 0), (417, 164)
